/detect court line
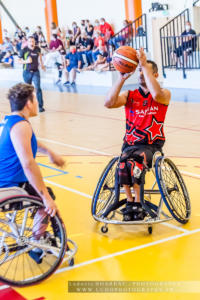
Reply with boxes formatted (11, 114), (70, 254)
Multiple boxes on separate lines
(38, 137), (111, 156)
(161, 222), (189, 233)
(44, 179), (92, 199)
(38, 162), (68, 174)
(181, 170), (200, 179)
(0, 285), (9, 290)
(56, 228), (200, 274)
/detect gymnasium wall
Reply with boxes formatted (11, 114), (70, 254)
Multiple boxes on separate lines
(0, 0), (46, 35)
(0, 0), (125, 36)
(142, 0), (194, 17)
(57, 0), (125, 33)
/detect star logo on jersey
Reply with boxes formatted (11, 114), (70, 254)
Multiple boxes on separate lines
(126, 128), (145, 144)
(145, 117), (164, 141)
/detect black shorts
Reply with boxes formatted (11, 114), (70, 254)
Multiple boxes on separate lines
(118, 143), (162, 186)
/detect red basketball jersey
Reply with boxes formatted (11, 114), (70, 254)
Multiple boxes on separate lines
(124, 87), (169, 147)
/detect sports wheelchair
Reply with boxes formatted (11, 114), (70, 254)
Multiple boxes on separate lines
(0, 187), (77, 287)
(92, 152), (191, 234)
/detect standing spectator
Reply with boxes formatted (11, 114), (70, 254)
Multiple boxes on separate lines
(19, 36), (46, 112)
(99, 18), (114, 38)
(63, 46), (82, 86)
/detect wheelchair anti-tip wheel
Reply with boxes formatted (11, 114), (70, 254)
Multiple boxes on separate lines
(155, 156), (191, 224)
(0, 196), (67, 287)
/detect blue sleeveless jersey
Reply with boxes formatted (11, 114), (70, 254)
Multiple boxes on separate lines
(0, 115), (37, 187)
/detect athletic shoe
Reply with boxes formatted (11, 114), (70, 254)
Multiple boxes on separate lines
(63, 81), (70, 86)
(122, 202), (146, 221)
(28, 248), (44, 264)
(71, 81), (76, 86)
(39, 107), (45, 113)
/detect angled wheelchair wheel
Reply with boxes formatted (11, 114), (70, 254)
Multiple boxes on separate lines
(91, 157), (119, 217)
(0, 196), (66, 287)
(155, 156), (191, 224)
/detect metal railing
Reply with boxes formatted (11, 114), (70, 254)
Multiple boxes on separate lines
(160, 8), (191, 78)
(107, 14), (148, 70)
(193, 0), (200, 6)
(160, 34), (200, 78)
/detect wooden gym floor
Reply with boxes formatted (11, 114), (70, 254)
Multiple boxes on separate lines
(0, 87), (200, 300)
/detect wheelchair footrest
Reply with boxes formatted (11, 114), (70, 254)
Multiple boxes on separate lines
(102, 199), (127, 218)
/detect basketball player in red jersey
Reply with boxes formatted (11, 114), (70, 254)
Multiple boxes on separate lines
(105, 48), (171, 221)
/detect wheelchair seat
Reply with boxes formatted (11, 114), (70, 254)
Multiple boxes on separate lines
(0, 187), (28, 201)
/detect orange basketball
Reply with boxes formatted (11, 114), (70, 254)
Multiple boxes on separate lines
(112, 46), (139, 73)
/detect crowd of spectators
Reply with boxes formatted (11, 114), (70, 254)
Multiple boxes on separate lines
(0, 18), (131, 85)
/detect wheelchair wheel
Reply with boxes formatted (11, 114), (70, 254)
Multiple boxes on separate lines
(155, 157), (191, 224)
(91, 157), (119, 217)
(0, 196), (66, 287)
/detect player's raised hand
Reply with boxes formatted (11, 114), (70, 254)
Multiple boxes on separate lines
(119, 71), (135, 81)
(137, 48), (147, 67)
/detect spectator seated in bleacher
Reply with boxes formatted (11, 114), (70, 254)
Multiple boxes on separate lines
(99, 18), (114, 41)
(77, 32), (94, 66)
(63, 46), (82, 86)
(85, 20), (94, 38)
(109, 20), (131, 49)
(0, 50), (14, 68)
(94, 20), (101, 36)
(0, 37), (14, 63)
(44, 34), (65, 83)
(72, 21), (81, 45)
(171, 21), (197, 66)
(83, 46), (107, 71)
(92, 31), (106, 61)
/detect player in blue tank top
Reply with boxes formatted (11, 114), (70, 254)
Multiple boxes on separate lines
(0, 83), (65, 217)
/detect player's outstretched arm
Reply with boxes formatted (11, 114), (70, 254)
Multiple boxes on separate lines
(104, 72), (133, 108)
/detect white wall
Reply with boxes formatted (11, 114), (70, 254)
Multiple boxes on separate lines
(0, 0), (125, 38)
(1, 0), (46, 37)
(142, 0), (194, 17)
(57, 0), (125, 33)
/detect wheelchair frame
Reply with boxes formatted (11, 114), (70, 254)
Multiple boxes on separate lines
(92, 152), (190, 234)
(0, 188), (77, 286)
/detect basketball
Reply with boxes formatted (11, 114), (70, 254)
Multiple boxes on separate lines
(112, 46), (139, 73)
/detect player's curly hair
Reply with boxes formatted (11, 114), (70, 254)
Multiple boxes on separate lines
(7, 83), (34, 112)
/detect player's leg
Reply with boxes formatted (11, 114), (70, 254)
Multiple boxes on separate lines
(71, 67), (77, 85)
(32, 70), (44, 112)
